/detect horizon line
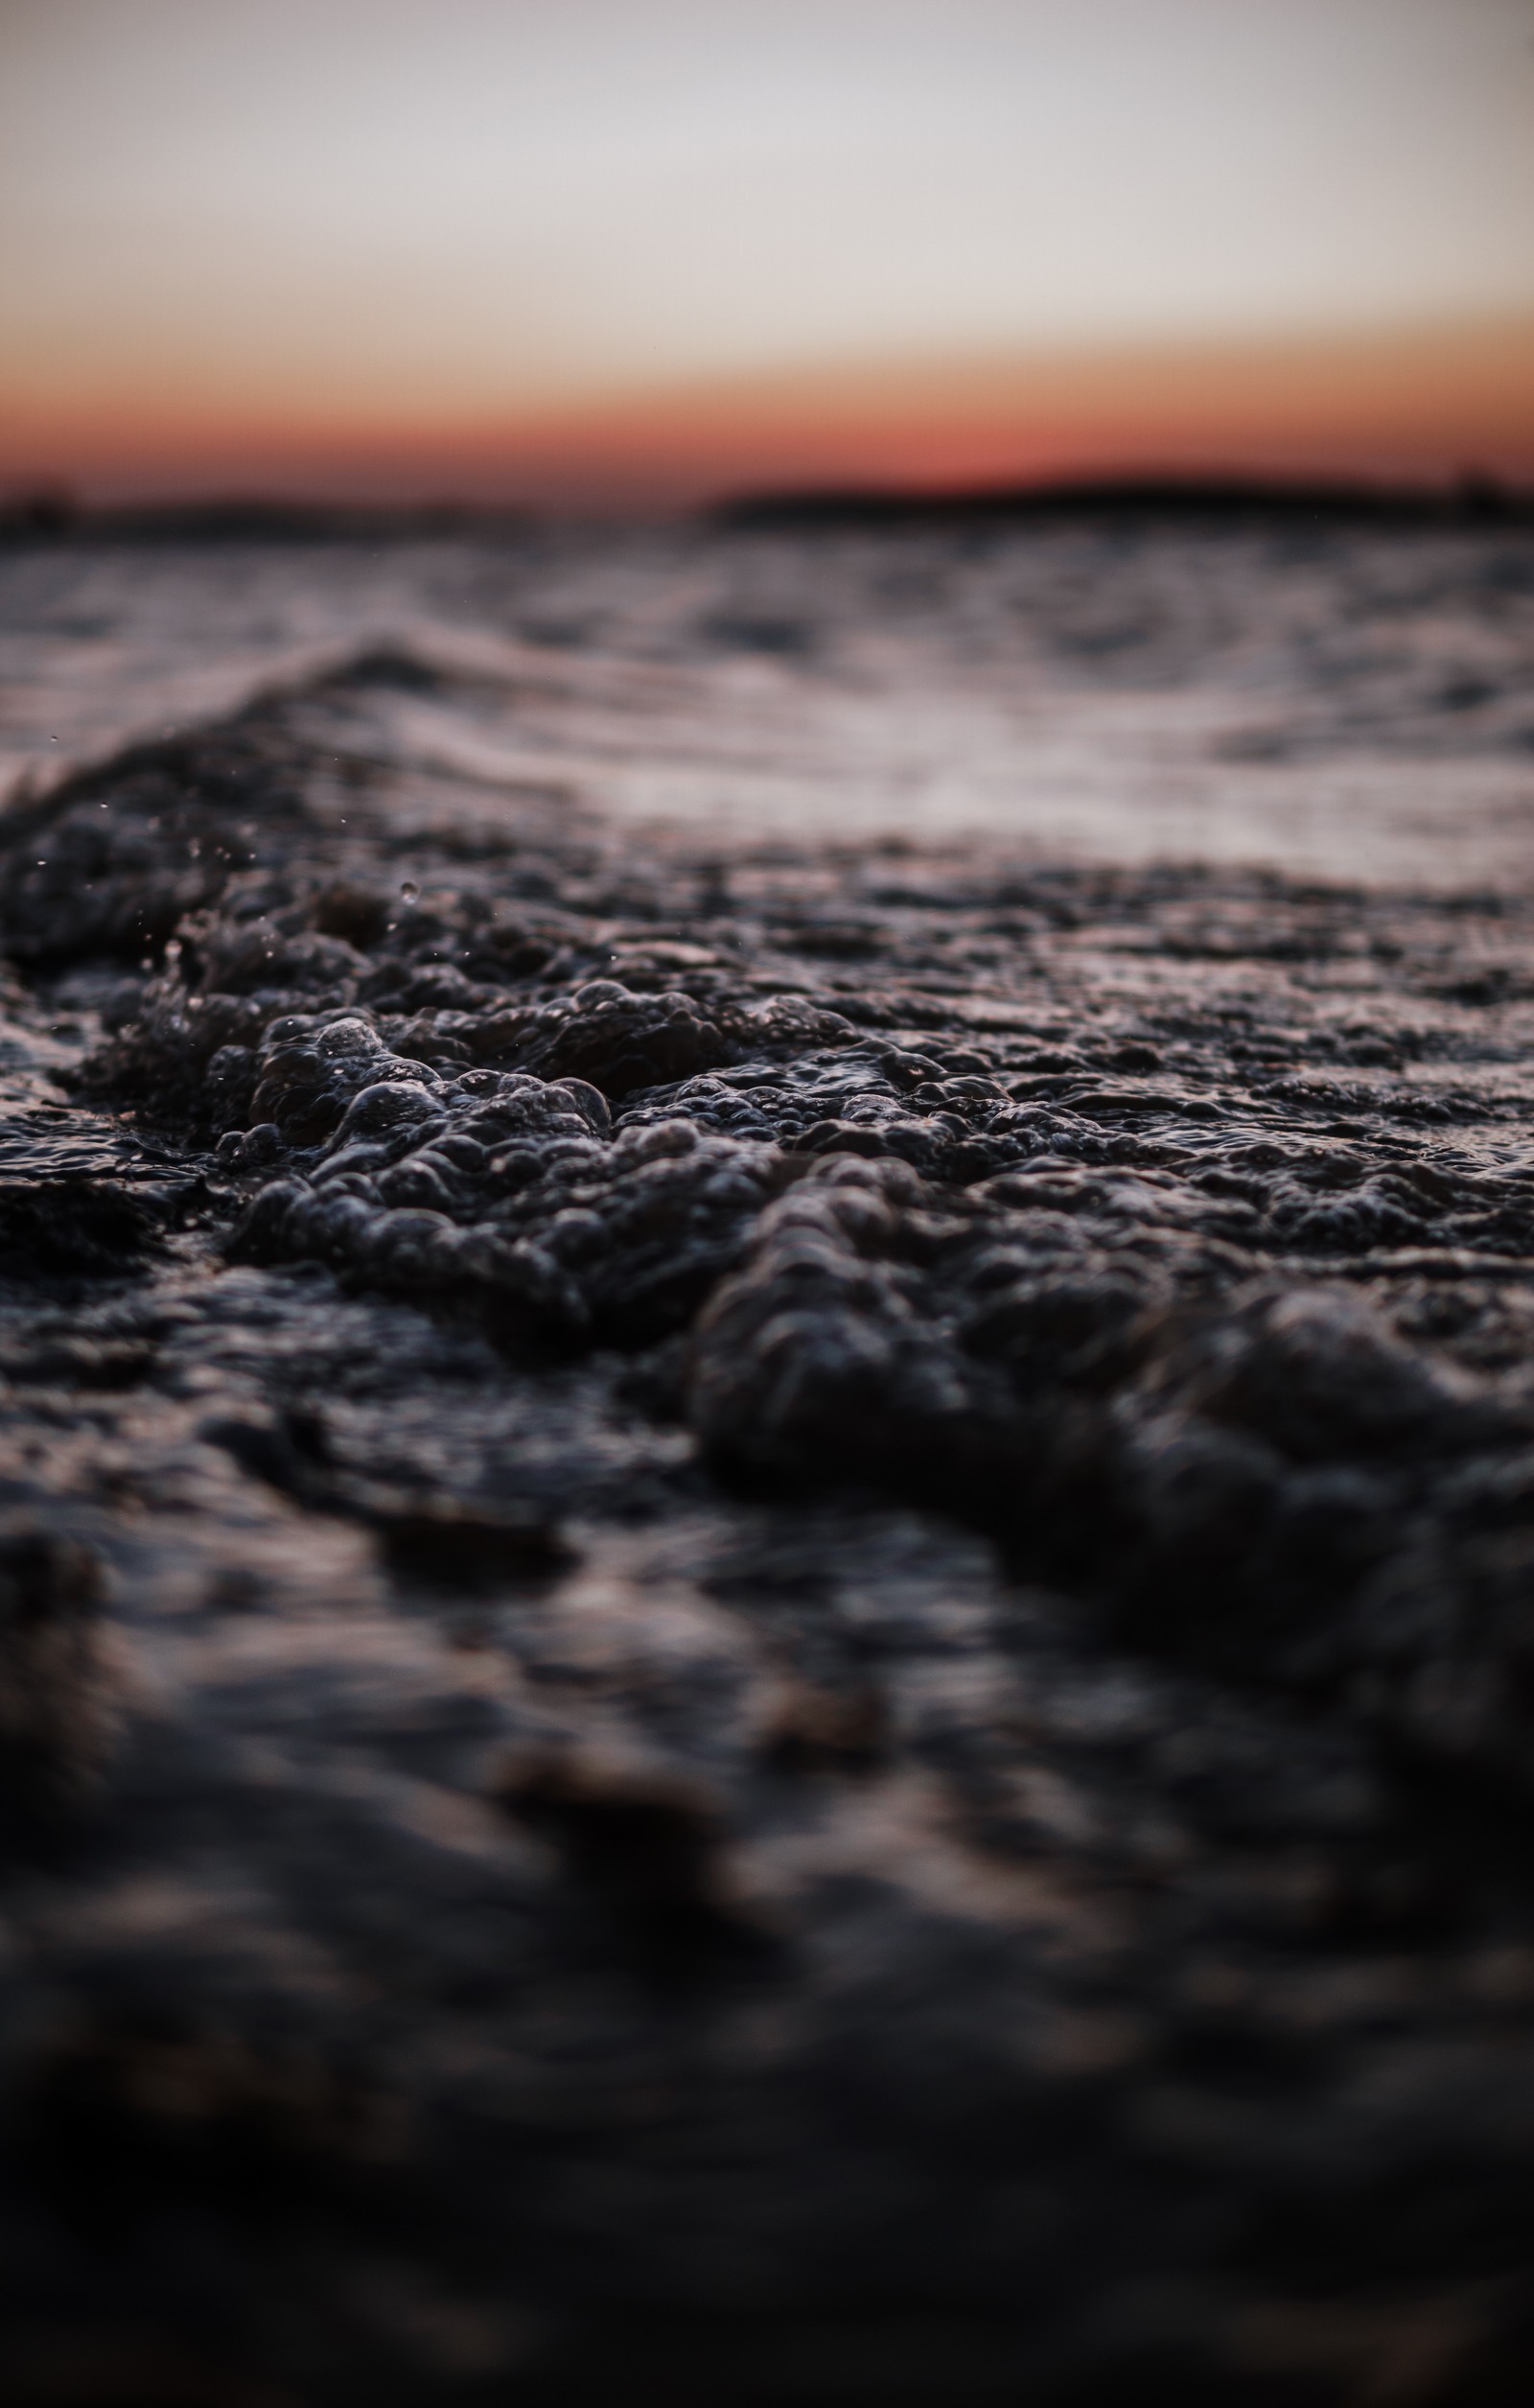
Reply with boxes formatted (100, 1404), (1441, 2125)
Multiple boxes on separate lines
(6, 310), (1533, 512)
(6, 465), (1533, 541)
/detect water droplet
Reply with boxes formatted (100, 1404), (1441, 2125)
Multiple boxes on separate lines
(400, 880), (420, 905)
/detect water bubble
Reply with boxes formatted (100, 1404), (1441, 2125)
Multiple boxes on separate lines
(400, 880), (420, 905)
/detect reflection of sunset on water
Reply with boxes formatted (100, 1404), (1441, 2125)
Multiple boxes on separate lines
(5, 517), (1531, 889)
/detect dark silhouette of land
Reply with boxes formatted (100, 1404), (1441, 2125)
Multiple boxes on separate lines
(4, 469), (1530, 545)
(716, 467), (1534, 529)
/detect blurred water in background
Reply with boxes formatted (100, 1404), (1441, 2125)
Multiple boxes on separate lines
(2, 518), (1532, 887)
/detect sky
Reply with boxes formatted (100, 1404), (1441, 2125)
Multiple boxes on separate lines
(3, 0), (1534, 506)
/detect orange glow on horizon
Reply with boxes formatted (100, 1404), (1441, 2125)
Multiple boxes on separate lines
(6, 316), (1533, 513)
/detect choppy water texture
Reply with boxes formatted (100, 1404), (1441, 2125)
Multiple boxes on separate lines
(3, 516), (1534, 2404)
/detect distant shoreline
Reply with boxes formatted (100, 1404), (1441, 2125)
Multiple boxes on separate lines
(715, 467), (1534, 529)
(3, 468), (1532, 544)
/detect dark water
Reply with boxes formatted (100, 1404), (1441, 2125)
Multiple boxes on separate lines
(3, 524), (1534, 2402)
(4, 516), (1533, 880)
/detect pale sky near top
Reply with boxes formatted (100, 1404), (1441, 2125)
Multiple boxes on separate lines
(3, 0), (1534, 484)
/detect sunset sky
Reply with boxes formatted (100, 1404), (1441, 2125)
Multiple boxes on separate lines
(3, 0), (1534, 506)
